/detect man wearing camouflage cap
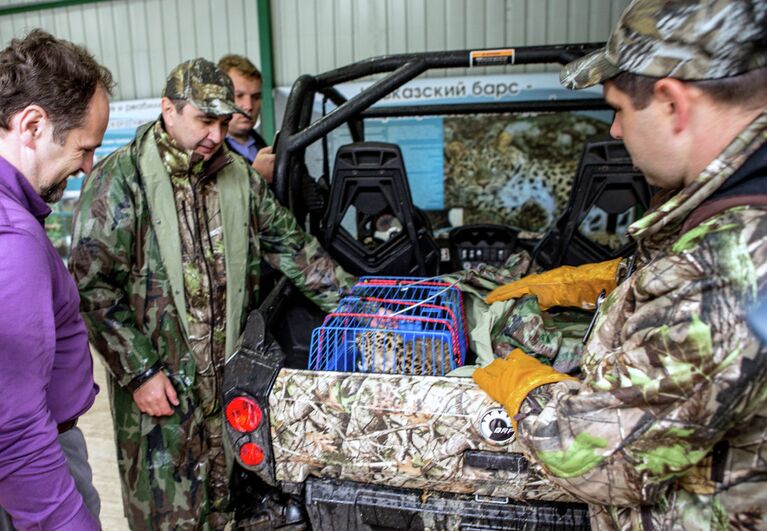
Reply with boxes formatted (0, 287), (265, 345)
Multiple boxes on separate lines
(475, 0), (767, 528)
(69, 58), (354, 529)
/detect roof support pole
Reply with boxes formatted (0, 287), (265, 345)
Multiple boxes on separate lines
(257, 0), (276, 141)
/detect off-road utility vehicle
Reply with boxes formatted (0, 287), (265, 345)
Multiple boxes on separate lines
(223, 43), (652, 530)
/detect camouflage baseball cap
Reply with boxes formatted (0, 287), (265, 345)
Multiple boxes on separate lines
(163, 57), (249, 117)
(561, 0), (767, 89)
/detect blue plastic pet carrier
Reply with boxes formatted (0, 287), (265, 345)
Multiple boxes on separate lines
(309, 277), (468, 376)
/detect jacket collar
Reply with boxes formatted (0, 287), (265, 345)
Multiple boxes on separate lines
(134, 120), (251, 357)
(152, 119), (232, 180)
(708, 140), (767, 200)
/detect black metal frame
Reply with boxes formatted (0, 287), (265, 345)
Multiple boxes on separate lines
(273, 43), (610, 224)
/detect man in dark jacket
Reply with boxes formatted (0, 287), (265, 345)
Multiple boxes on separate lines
(218, 54), (274, 183)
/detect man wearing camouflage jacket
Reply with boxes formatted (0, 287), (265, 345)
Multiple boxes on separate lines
(474, 0), (767, 528)
(69, 58), (354, 529)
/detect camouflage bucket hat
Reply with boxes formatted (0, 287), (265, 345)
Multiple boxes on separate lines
(561, 0), (767, 89)
(163, 57), (249, 117)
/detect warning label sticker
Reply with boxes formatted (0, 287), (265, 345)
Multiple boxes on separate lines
(470, 49), (516, 67)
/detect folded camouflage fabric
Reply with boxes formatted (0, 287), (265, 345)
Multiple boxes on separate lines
(443, 251), (592, 377)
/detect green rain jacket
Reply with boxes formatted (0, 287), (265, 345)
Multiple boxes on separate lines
(71, 121), (351, 391)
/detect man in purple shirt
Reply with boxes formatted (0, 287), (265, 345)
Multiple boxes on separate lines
(0, 30), (113, 530)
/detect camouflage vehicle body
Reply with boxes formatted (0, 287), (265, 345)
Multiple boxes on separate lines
(231, 118), (767, 530)
(269, 370), (571, 502)
(226, 297), (591, 530)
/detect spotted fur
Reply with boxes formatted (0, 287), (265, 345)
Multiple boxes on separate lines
(355, 330), (452, 376)
(444, 113), (611, 232)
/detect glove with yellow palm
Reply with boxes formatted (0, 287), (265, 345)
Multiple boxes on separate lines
(484, 257), (623, 309)
(472, 349), (576, 431)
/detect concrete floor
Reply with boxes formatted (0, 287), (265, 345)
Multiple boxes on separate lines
(79, 363), (130, 531)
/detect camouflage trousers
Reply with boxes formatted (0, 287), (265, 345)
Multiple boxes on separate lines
(106, 372), (230, 530)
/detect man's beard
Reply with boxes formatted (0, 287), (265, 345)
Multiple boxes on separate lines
(40, 179), (68, 204)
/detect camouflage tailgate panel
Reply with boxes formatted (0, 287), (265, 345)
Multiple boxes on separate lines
(269, 369), (576, 502)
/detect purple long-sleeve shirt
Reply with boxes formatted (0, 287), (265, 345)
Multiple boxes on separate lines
(0, 157), (98, 530)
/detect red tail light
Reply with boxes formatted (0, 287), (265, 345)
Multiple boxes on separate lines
(240, 442), (265, 466)
(226, 396), (263, 432)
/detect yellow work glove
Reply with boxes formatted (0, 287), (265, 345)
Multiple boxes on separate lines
(472, 349), (576, 432)
(485, 257), (623, 309)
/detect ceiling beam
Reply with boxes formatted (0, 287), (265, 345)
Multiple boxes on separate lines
(0, 0), (113, 17)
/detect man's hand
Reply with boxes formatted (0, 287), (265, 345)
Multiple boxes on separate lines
(252, 146), (275, 183)
(132, 371), (179, 416)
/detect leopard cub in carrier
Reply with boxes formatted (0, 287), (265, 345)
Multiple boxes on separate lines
(354, 330), (453, 375)
(308, 277), (468, 376)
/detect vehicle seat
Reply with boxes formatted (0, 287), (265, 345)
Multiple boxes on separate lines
(322, 142), (440, 276)
(534, 137), (653, 268)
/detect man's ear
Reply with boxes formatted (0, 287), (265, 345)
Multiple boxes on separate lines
(160, 97), (176, 125)
(15, 105), (47, 148)
(653, 78), (692, 134)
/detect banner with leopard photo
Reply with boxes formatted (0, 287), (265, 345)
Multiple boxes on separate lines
(280, 72), (614, 234)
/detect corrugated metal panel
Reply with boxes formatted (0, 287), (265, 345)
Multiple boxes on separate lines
(0, 0), (53, 4)
(273, 0), (631, 84)
(0, 0), (263, 101)
(0, 0), (631, 98)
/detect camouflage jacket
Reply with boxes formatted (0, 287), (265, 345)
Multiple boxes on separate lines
(70, 120), (354, 392)
(517, 110), (767, 530)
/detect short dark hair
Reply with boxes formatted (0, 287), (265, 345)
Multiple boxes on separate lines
(611, 67), (767, 110)
(171, 99), (189, 113)
(217, 54), (262, 81)
(610, 72), (658, 110)
(0, 29), (114, 143)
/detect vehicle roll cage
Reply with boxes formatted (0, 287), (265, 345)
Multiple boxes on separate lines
(273, 43), (610, 213)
